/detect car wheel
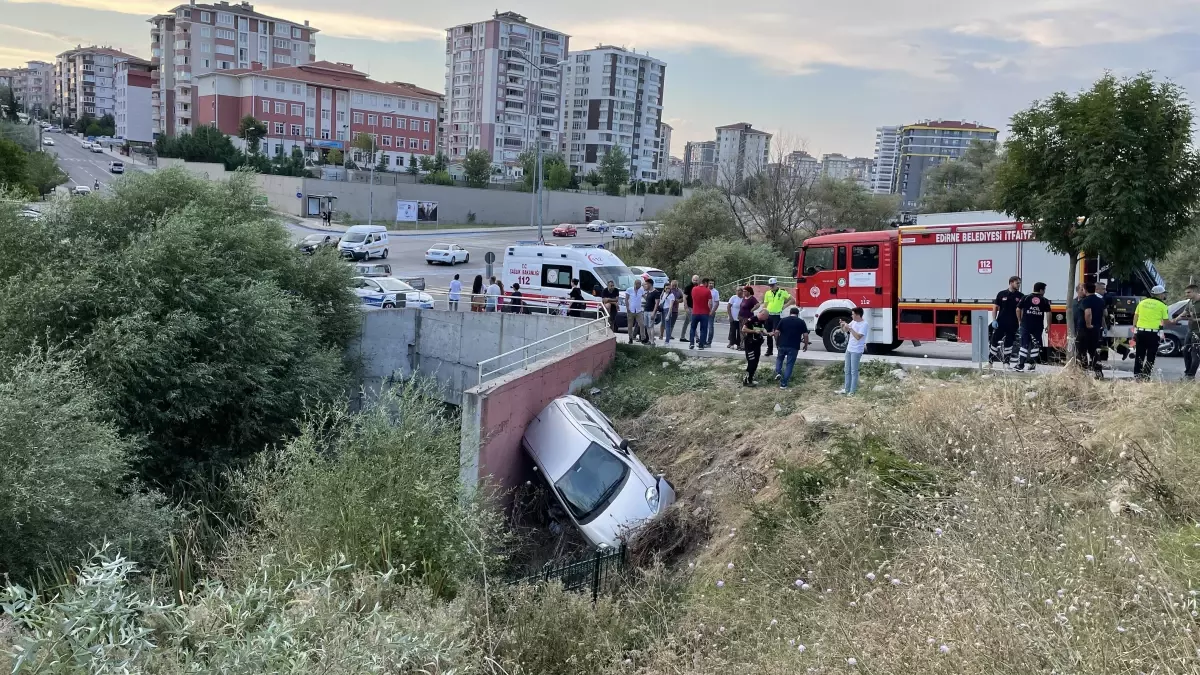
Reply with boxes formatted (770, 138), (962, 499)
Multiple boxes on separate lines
(382, 302), (395, 309)
(381, 249), (388, 260)
(1158, 334), (1181, 357)
(464, 253), (470, 264)
(426, 260), (433, 265)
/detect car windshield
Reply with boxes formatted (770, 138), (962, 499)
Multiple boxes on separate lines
(430, 244), (449, 251)
(594, 265), (637, 291)
(302, 235), (325, 244)
(376, 278), (415, 293)
(553, 442), (630, 522)
(343, 232), (368, 243)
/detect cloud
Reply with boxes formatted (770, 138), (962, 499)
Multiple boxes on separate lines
(0, 22), (76, 43)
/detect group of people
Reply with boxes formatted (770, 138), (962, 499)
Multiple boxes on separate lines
(447, 274), (531, 314)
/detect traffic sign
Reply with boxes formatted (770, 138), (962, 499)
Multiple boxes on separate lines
(484, 251), (496, 264)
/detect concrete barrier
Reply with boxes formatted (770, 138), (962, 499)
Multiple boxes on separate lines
(459, 335), (616, 497)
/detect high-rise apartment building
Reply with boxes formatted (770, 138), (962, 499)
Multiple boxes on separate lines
(150, 1), (318, 137)
(444, 11), (569, 177)
(561, 45), (665, 181)
(821, 153), (873, 189)
(894, 120), (998, 211)
(682, 140), (716, 185)
(56, 47), (144, 122)
(870, 125), (901, 194)
(657, 121), (672, 178)
(715, 122), (771, 188)
(786, 150), (820, 180)
(115, 58), (157, 143)
(0, 61), (54, 114)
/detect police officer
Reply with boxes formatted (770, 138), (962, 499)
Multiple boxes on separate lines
(762, 278), (794, 357)
(1015, 281), (1049, 372)
(1182, 284), (1199, 380)
(990, 276), (1023, 366)
(1132, 285), (1174, 381)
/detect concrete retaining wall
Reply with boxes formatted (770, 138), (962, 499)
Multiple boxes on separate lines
(459, 336), (616, 496)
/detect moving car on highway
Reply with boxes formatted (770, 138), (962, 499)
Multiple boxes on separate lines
(71, 185), (92, 196)
(109, 161), (125, 174)
(611, 225), (635, 239)
(41, 138), (54, 146)
(552, 224), (578, 237)
(338, 224), (389, 261)
(297, 233), (339, 254)
(585, 220), (609, 232)
(425, 242), (470, 265)
(90, 143), (104, 153)
(352, 276), (434, 310)
(523, 395), (676, 549)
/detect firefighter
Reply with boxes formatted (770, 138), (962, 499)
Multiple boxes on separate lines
(1132, 285), (1173, 381)
(990, 276), (1023, 366)
(1014, 281), (1049, 372)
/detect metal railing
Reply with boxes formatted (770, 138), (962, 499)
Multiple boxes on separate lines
(513, 545), (627, 602)
(477, 306), (611, 384)
(719, 274), (800, 296)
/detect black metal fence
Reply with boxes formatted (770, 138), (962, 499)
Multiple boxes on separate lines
(513, 545), (627, 601)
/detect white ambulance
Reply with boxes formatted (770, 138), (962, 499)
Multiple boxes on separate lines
(501, 244), (640, 322)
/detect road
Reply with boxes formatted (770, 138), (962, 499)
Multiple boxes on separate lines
(45, 133), (146, 191)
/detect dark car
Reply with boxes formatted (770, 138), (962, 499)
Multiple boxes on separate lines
(297, 233), (339, 254)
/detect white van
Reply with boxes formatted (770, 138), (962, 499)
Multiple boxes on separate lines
(502, 244), (639, 318)
(338, 225), (389, 261)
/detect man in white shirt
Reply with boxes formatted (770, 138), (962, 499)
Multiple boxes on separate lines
(448, 274), (462, 312)
(705, 279), (721, 348)
(839, 307), (869, 395)
(626, 278), (647, 344)
(726, 289), (743, 349)
(485, 276), (502, 312)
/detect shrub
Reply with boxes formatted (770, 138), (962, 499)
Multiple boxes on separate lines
(675, 238), (791, 287)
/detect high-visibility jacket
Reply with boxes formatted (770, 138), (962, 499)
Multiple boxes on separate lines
(764, 289), (791, 314)
(1134, 297), (1170, 331)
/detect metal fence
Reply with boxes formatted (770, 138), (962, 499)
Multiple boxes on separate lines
(513, 545), (627, 601)
(476, 308), (610, 384)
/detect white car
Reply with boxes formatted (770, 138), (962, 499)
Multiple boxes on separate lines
(71, 185), (92, 196)
(109, 161), (125, 174)
(424, 243), (469, 265)
(630, 266), (669, 289)
(41, 138), (55, 146)
(611, 226), (635, 239)
(352, 276), (435, 310)
(585, 220), (610, 232)
(90, 143), (103, 153)
(523, 395), (676, 549)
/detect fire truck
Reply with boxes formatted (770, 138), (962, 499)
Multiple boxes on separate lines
(790, 211), (1162, 354)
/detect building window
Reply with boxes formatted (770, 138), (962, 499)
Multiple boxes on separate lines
(367, 114), (377, 125)
(409, 138), (418, 149)
(275, 81), (285, 93)
(321, 130), (330, 140)
(274, 102), (285, 114)
(422, 139), (429, 151)
(262, 79), (270, 91)
(396, 155), (405, 167)
(336, 110), (344, 122)
(352, 112), (363, 123)
(305, 126), (314, 136)
(353, 92), (363, 104)
(381, 116), (392, 127)
(291, 83), (301, 95)
(217, 12), (232, 25)
(320, 109), (329, 120)
(273, 122), (284, 134)
(368, 94), (377, 105)
(290, 104), (301, 116)
(381, 135), (391, 147)
(423, 120), (430, 133)
(200, 10), (210, 22)
(396, 137), (405, 147)
(306, 106), (314, 117)
(262, 99), (270, 113)
(396, 118), (406, 130)
(290, 124), (301, 136)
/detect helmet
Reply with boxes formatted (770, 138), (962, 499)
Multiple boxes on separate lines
(1151, 285), (1167, 295)
(768, 277), (778, 285)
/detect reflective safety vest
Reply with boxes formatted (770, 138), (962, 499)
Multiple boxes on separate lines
(764, 289), (791, 314)
(1134, 297), (1169, 331)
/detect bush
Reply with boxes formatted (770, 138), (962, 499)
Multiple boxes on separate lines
(639, 189), (742, 277)
(676, 238), (791, 287)
(0, 352), (176, 585)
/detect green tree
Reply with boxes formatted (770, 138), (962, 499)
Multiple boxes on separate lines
(421, 170), (455, 186)
(74, 113), (94, 135)
(0, 169), (358, 486)
(155, 125), (241, 168)
(0, 119), (37, 152)
(0, 138), (27, 191)
(462, 148), (492, 188)
(406, 154), (420, 175)
(0, 86), (18, 122)
(24, 149), (69, 196)
(546, 161), (572, 191)
(1159, 236), (1200, 298)
(995, 72), (1200, 341)
(808, 177), (899, 234)
(238, 115), (267, 153)
(375, 151), (389, 173)
(598, 145), (630, 196)
(919, 140), (1002, 213)
(583, 169), (602, 189)
(432, 150), (448, 173)
(326, 148), (344, 166)
(351, 132), (378, 165)
(641, 188), (741, 278)
(676, 238), (791, 287)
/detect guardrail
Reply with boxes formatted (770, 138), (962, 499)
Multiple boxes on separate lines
(719, 275), (800, 296)
(512, 545), (627, 602)
(476, 312), (610, 384)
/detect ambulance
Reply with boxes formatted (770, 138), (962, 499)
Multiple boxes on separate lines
(501, 244), (640, 321)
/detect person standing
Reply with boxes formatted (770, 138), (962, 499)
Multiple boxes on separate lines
(678, 275), (699, 341)
(990, 276), (1023, 366)
(1181, 284), (1199, 380)
(839, 308), (868, 395)
(626, 276), (647, 344)
(485, 276), (502, 312)
(642, 278), (663, 347)
(1073, 283), (1089, 370)
(705, 279), (721, 348)
(740, 307), (768, 386)
(601, 279), (621, 333)
(507, 283), (526, 314)
(773, 306), (810, 389)
(1132, 284), (1174, 381)
(660, 280), (683, 344)
(1078, 282), (1107, 378)
(470, 275), (485, 312)
(727, 289), (744, 350)
(1015, 282), (1050, 372)
(448, 274), (462, 312)
(762, 278), (794, 357)
(568, 279), (586, 318)
(739, 285), (759, 350)
(689, 278), (713, 350)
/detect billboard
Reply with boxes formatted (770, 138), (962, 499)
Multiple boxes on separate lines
(397, 200), (439, 223)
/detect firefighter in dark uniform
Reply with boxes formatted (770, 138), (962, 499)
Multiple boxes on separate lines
(990, 275), (1023, 366)
(1015, 281), (1050, 372)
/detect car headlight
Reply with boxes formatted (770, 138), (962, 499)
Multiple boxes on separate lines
(355, 245), (365, 251)
(645, 485), (660, 513)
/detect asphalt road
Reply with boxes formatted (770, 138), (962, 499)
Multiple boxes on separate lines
(46, 133), (145, 191)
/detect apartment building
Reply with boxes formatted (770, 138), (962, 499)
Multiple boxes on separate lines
(657, 121), (672, 178)
(682, 140), (716, 185)
(150, 1), (318, 137)
(444, 11), (569, 176)
(115, 58), (157, 143)
(786, 150), (820, 180)
(194, 61), (441, 169)
(561, 45), (666, 181)
(895, 120), (998, 211)
(869, 125), (901, 194)
(55, 46), (143, 121)
(715, 122), (771, 188)
(821, 153), (873, 189)
(0, 61), (53, 113)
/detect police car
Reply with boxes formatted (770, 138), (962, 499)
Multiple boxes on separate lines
(352, 276), (435, 310)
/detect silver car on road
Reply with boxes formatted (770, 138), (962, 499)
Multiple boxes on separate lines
(522, 395), (676, 548)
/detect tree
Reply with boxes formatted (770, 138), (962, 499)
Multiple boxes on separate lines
(326, 148), (344, 166)
(375, 151), (389, 173)
(919, 140), (1002, 213)
(432, 151), (448, 173)
(807, 177), (899, 234)
(583, 170), (602, 189)
(462, 149), (492, 188)
(74, 113), (94, 135)
(421, 170), (455, 186)
(546, 161), (572, 191)
(640, 188), (742, 278)
(0, 120), (37, 152)
(0, 169), (358, 486)
(238, 115), (267, 153)
(418, 154), (433, 173)
(0, 86), (18, 122)
(351, 132), (378, 166)
(598, 145), (630, 196)
(1159, 236), (1200, 297)
(23, 149), (69, 196)
(406, 154), (420, 175)
(676, 238), (791, 287)
(0, 138), (27, 191)
(995, 72), (1200, 343)
(155, 125), (241, 168)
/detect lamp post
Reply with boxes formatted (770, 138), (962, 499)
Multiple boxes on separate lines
(510, 51), (568, 243)
(367, 117), (377, 226)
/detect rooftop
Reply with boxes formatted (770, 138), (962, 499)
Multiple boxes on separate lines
(199, 61), (442, 100)
(156, 2), (318, 31)
(904, 119), (997, 131)
(57, 45), (145, 60)
(716, 122), (770, 135)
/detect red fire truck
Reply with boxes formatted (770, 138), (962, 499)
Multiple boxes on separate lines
(791, 211), (1082, 354)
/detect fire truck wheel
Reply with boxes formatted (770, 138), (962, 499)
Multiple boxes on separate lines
(821, 320), (850, 353)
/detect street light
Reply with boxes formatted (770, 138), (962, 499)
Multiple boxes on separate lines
(508, 51), (568, 243)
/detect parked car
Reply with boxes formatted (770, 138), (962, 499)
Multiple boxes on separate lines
(352, 276), (434, 310)
(425, 242), (470, 265)
(611, 226), (635, 239)
(552, 224), (578, 237)
(297, 233), (339, 254)
(41, 138), (54, 146)
(1158, 299), (1192, 358)
(90, 143), (104, 153)
(630, 266), (669, 289)
(109, 161), (124, 173)
(71, 185), (92, 196)
(585, 220), (610, 232)
(523, 395), (676, 549)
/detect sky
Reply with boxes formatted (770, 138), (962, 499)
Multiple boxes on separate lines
(3, 0), (1199, 158)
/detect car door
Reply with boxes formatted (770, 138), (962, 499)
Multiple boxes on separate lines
(354, 278), (385, 307)
(453, 245), (466, 263)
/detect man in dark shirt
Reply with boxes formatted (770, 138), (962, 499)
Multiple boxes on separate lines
(507, 283), (526, 314)
(740, 307), (768, 386)
(772, 307), (810, 389)
(643, 282), (664, 346)
(568, 278), (586, 318)
(1078, 282), (1107, 378)
(990, 276), (1023, 366)
(1015, 281), (1050, 372)
(600, 280), (621, 332)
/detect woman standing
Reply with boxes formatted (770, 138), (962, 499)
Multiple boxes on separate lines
(470, 275), (485, 312)
(839, 307), (868, 395)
